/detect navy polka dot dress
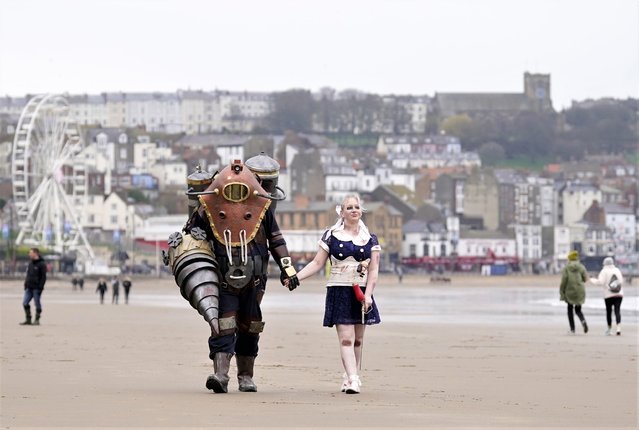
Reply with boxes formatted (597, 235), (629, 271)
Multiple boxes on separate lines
(319, 229), (381, 327)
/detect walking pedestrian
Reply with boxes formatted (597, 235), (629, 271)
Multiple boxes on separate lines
(122, 276), (132, 304)
(559, 250), (588, 335)
(20, 248), (47, 326)
(589, 257), (624, 336)
(111, 276), (120, 304)
(169, 159), (299, 393)
(293, 194), (381, 394)
(396, 264), (404, 284)
(96, 278), (108, 304)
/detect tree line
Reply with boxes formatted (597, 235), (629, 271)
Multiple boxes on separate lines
(264, 89), (637, 162)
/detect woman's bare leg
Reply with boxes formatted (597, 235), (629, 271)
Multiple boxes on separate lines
(336, 324), (358, 377)
(354, 324), (366, 369)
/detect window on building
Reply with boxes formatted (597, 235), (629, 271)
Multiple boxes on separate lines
(423, 244), (429, 256)
(409, 244), (416, 257)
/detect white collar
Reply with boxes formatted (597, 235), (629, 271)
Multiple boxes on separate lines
(331, 220), (371, 244)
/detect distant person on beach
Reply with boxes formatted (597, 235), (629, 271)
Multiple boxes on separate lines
(96, 278), (108, 304)
(71, 277), (78, 291)
(559, 250), (588, 335)
(396, 264), (404, 283)
(293, 194), (381, 394)
(111, 276), (120, 304)
(589, 257), (624, 336)
(20, 247), (47, 326)
(122, 276), (132, 304)
(77, 277), (84, 291)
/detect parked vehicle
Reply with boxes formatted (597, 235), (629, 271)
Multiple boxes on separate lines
(83, 260), (121, 276)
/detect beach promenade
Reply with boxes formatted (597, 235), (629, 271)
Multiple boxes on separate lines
(1, 274), (637, 429)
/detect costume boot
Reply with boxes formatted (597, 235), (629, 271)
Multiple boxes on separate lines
(19, 305), (32, 325)
(236, 355), (257, 392)
(206, 352), (232, 393)
(34, 311), (41, 326)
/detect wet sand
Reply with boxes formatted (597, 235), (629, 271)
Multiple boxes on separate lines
(1, 274), (637, 429)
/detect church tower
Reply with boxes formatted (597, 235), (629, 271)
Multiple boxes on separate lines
(524, 72), (553, 111)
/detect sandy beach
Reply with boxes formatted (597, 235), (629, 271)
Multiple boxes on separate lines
(1, 273), (637, 429)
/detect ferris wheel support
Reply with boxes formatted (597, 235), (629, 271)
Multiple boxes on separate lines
(11, 94), (94, 260)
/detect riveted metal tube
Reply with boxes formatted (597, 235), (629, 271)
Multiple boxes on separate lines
(167, 233), (222, 336)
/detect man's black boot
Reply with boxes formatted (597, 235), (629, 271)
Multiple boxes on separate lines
(236, 355), (258, 392)
(206, 353), (232, 393)
(19, 305), (32, 325)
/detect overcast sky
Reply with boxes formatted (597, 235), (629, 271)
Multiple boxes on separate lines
(0, 0), (637, 109)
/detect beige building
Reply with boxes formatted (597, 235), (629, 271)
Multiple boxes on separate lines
(149, 159), (188, 191)
(463, 168), (499, 230)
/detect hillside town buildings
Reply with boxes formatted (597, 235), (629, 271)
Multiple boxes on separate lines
(0, 72), (637, 275)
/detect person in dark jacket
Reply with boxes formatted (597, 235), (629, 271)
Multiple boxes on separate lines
(122, 276), (132, 304)
(559, 250), (589, 334)
(111, 276), (120, 304)
(96, 278), (108, 304)
(20, 248), (47, 326)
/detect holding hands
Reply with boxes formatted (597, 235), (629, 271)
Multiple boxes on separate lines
(281, 276), (299, 291)
(278, 257), (299, 291)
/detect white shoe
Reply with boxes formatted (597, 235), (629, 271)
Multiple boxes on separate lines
(345, 375), (361, 394)
(341, 373), (347, 392)
(605, 328), (611, 336)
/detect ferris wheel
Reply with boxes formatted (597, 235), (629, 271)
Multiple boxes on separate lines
(11, 94), (94, 259)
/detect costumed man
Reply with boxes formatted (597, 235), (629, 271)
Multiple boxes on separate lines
(164, 157), (298, 394)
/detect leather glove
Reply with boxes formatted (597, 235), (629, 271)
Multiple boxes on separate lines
(279, 257), (299, 291)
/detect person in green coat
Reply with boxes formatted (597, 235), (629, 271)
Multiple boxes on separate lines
(559, 250), (589, 334)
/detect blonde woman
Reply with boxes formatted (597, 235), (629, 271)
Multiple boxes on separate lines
(294, 194), (381, 394)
